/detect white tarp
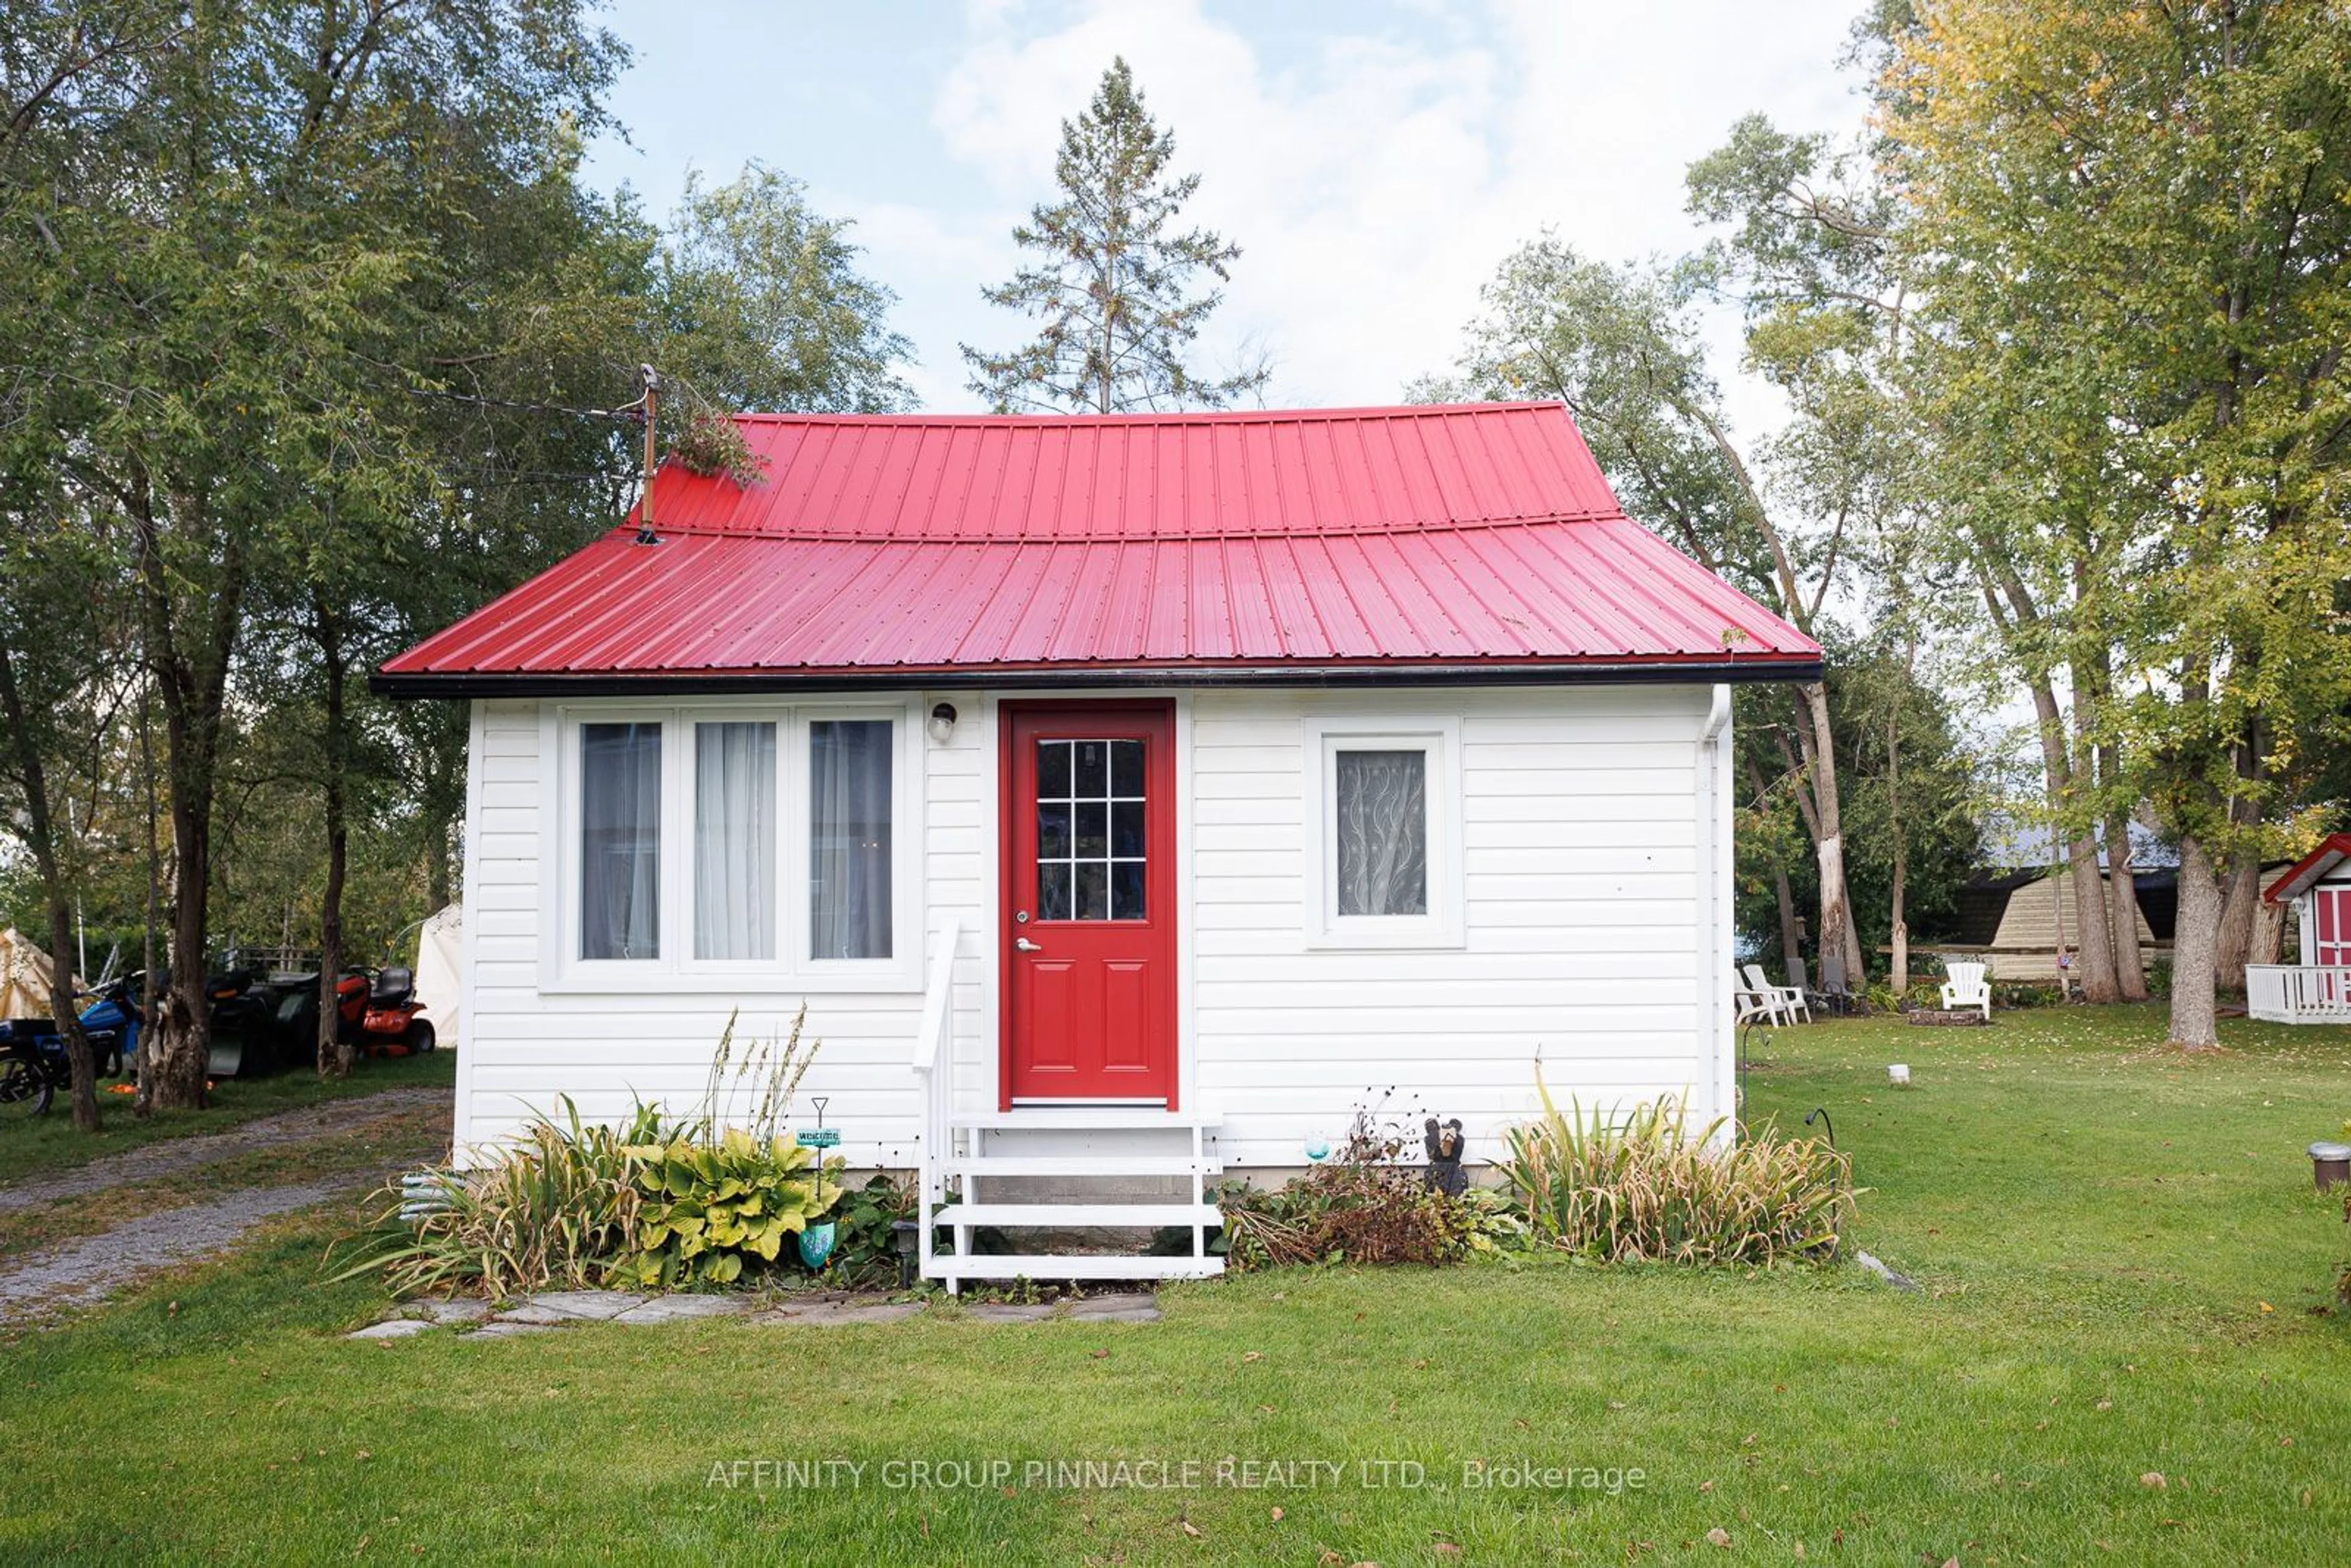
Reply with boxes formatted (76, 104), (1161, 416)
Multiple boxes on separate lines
(0, 926), (61, 1021)
(411, 903), (463, 1049)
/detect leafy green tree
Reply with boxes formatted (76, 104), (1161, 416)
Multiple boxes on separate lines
(1424, 239), (1872, 989)
(1878, 0), (2351, 1046)
(2, 0), (628, 1107)
(962, 56), (1266, 413)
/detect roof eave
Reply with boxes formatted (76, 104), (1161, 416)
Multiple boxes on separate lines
(371, 655), (1823, 701)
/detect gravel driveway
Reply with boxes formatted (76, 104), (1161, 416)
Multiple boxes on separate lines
(0, 1087), (446, 1212)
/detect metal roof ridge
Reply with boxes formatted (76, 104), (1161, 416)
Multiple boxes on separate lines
(628, 508), (1632, 544)
(723, 400), (1569, 429)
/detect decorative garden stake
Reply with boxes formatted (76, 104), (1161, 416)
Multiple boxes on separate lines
(795, 1099), (843, 1272)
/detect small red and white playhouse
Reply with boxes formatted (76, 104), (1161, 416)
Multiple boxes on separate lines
(378, 402), (1818, 1285)
(2251, 834), (2351, 1024)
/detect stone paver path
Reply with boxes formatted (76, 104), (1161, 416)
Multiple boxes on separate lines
(0, 1087), (445, 1213)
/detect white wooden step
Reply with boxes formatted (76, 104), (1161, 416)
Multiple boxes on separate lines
(924, 1254), (1225, 1281)
(954, 1106), (1219, 1130)
(941, 1202), (1223, 1229)
(945, 1155), (1221, 1178)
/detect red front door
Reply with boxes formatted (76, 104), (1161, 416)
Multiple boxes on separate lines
(1003, 703), (1177, 1105)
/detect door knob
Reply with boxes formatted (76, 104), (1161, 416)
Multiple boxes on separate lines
(1015, 937), (1043, 953)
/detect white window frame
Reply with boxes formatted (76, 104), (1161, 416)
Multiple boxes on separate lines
(542, 697), (923, 994)
(1302, 716), (1464, 950)
(792, 707), (920, 987)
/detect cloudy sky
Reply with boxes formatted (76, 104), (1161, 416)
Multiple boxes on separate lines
(583, 0), (1869, 437)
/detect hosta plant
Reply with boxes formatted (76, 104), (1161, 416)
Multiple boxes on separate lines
(623, 1127), (842, 1288)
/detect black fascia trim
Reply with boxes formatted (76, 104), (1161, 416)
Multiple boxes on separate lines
(370, 659), (1822, 700)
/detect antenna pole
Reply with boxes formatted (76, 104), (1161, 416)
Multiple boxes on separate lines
(634, 364), (661, 545)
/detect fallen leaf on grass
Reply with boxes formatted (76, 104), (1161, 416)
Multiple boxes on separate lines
(1270, 1507), (1284, 1522)
(1706, 1528), (1732, 1548)
(1089, 1349), (1109, 1359)
(1243, 1351), (1264, 1364)
(2140, 1472), (2167, 1489)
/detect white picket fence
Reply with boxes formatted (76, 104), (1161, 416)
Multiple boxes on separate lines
(2245, 964), (2351, 1024)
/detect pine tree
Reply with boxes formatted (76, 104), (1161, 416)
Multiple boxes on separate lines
(962, 58), (1266, 413)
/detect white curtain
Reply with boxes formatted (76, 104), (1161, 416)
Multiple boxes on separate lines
(811, 719), (892, 959)
(1335, 749), (1427, 917)
(582, 723), (661, 960)
(696, 722), (776, 961)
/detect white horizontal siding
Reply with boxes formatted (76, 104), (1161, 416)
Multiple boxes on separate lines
(1187, 685), (1714, 1168)
(454, 695), (983, 1166)
(452, 683), (1721, 1174)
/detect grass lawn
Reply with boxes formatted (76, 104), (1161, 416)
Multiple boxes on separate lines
(4, 1005), (2348, 1564)
(0, 1050), (455, 1188)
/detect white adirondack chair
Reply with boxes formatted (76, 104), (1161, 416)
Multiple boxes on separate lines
(1734, 983), (1784, 1029)
(1941, 960), (1992, 1021)
(1743, 963), (1811, 1024)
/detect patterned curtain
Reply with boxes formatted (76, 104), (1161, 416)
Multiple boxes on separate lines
(1335, 749), (1427, 917)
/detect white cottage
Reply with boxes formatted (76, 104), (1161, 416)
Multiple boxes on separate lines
(376, 403), (1819, 1285)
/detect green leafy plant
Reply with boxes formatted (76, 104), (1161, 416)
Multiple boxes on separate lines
(622, 1127), (839, 1289)
(334, 1009), (841, 1298)
(1498, 1075), (1854, 1267)
(827, 1171), (919, 1283)
(329, 1098), (665, 1300)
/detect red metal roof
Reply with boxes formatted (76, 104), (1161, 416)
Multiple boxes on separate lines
(378, 403), (1820, 691)
(2265, 834), (2351, 904)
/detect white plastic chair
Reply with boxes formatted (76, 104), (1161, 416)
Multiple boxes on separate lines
(1734, 984), (1783, 1029)
(1743, 964), (1811, 1024)
(1941, 960), (1991, 1021)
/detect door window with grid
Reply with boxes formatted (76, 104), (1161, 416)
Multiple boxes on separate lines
(1034, 738), (1146, 921)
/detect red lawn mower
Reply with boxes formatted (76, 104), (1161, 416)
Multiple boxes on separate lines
(334, 967), (435, 1057)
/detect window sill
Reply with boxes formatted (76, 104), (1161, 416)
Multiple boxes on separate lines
(1302, 923), (1466, 953)
(536, 966), (924, 998)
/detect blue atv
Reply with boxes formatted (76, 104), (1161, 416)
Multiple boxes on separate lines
(0, 973), (138, 1117)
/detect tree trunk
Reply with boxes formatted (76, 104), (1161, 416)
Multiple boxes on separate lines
(2104, 804), (2148, 1002)
(134, 478), (244, 1112)
(1886, 696), (1907, 995)
(1795, 680), (1866, 989)
(2168, 835), (2223, 1049)
(1772, 864), (1806, 990)
(315, 599), (354, 1079)
(2022, 670), (2120, 1001)
(2213, 852), (2261, 996)
(135, 677), (162, 1116)
(0, 643), (101, 1132)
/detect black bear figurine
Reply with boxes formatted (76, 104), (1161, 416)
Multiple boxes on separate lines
(1423, 1116), (1467, 1196)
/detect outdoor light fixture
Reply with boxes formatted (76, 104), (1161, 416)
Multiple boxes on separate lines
(928, 702), (958, 742)
(892, 1218), (920, 1288)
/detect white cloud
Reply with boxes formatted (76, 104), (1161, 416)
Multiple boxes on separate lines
(892, 0), (1861, 428)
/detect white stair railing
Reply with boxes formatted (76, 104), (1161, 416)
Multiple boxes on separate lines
(909, 917), (964, 1282)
